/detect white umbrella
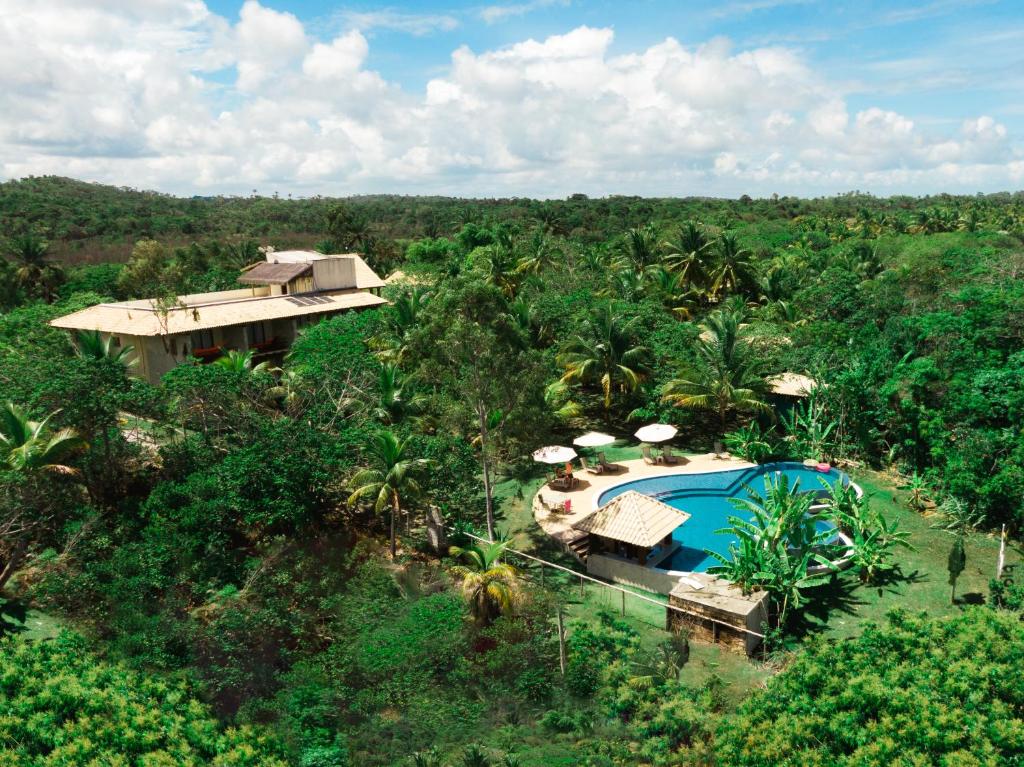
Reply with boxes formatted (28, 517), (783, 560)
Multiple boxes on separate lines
(573, 432), (616, 448)
(634, 423), (678, 443)
(532, 445), (578, 464)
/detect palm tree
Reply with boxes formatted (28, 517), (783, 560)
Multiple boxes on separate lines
(622, 225), (659, 273)
(645, 265), (699, 318)
(662, 310), (771, 435)
(371, 363), (424, 424)
(0, 402), (85, 474)
(3, 234), (64, 302)
(662, 221), (710, 287)
(212, 349), (271, 374)
(348, 430), (431, 558)
(448, 538), (521, 624)
(515, 227), (559, 274)
(707, 233), (754, 300)
(74, 330), (136, 368)
(223, 239), (262, 269)
(558, 305), (651, 417)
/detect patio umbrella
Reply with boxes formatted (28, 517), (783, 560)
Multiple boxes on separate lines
(532, 445), (578, 464)
(633, 423), (678, 443)
(572, 432), (616, 448)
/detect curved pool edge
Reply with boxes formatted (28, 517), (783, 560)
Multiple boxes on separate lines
(591, 462), (864, 580)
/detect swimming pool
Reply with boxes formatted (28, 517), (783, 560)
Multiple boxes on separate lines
(596, 462), (852, 573)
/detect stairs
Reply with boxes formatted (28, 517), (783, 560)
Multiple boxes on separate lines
(565, 533), (590, 563)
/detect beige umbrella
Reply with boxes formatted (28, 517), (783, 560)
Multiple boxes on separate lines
(634, 423), (678, 443)
(532, 445), (578, 464)
(573, 432), (616, 448)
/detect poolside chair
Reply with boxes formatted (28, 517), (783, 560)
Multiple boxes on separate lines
(712, 440), (729, 460)
(538, 493), (567, 514)
(641, 445), (660, 465)
(660, 445), (679, 465)
(580, 455), (604, 475)
(597, 452), (622, 472)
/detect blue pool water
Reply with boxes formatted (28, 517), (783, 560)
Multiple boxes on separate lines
(596, 462), (849, 573)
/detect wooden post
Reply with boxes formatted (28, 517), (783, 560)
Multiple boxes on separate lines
(580, 574), (585, 598)
(997, 525), (1007, 580)
(621, 589), (626, 616)
(557, 607), (566, 676)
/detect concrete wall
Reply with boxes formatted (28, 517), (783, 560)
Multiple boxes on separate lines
(312, 257), (355, 291)
(587, 553), (683, 595)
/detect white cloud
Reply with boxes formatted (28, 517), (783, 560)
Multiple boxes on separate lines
(479, 0), (568, 25)
(340, 10), (458, 36)
(303, 31), (369, 80)
(0, 1), (1019, 197)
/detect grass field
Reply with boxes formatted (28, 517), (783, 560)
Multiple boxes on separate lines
(490, 443), (1017, 702)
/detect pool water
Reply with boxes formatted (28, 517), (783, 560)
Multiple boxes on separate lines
(596, 462), (849, 573)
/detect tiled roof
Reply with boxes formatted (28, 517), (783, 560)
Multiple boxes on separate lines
(573, 490), (691, 547)
(237, 262), (312, 285)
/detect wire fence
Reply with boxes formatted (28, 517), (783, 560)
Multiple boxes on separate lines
(454, 528), (764, 641)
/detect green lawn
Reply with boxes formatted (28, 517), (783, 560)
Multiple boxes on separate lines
(490, 445), (1016, 701)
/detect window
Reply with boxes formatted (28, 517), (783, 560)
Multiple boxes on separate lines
(191, 329), (215, 351)
(247, 322), (268, 346)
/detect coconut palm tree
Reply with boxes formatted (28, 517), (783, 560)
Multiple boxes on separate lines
(0, 402), (85, 474)
(3, 234), (64, 302)
(74, 330), (136, 368)
(223, 239), (262, 269)
(645, 265), (699, 318)
(662, 309), (771, 435)
(448, 538), (521, 624)
(662, 221), (710, 288)
(348, 430), (431, 558)
(515, 227), (560, 274)
(558, 304), (651, 418)
(371, 363), (424, 424)
(707, 233), (754, 301)
(212, 349), (271, 374)
(622, 225), (659, 273)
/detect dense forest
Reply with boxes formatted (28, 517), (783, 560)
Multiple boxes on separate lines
(2, 176), (1024, 765)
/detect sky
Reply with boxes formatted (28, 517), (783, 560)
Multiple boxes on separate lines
(1, 0), (1022, 198)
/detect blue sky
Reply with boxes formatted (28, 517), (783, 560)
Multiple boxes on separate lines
(1, 0), (1021, 196)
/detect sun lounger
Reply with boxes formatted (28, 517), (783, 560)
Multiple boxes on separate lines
(641, 445), (660, 465)
(580, 455), (604, 475)
(661, 445), (679, 465)
(597, 452), (622, 472)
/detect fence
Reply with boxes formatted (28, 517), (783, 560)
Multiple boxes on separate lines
(455, 529), (764, 642)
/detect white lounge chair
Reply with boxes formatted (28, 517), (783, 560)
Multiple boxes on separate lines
(597, 452), (622, 472)
(580, 455), (604, 475)
(642, 445), (660, 465)
(661, 445), (679, 465)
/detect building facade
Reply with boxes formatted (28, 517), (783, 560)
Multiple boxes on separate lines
(51, 250), (388, 385)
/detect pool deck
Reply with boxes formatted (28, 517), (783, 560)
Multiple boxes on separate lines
(533, 453), (756, 545)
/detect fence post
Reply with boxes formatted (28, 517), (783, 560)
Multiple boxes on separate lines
(557, 607), (566, 676)
(580, 574), (584, 598)
(621, 589), (626, 617)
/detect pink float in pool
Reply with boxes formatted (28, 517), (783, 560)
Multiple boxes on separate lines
(816, 462), (831, 472)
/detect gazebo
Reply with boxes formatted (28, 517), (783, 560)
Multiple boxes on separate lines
(573, 490), (691, 566)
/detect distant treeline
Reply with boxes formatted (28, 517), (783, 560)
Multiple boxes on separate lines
(3, 175), (1024, 263)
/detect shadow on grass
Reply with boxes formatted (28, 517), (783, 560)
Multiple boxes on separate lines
(0, 598), (28, 637)
(787, 565), (929, 639)
(957, 592), (986, 605)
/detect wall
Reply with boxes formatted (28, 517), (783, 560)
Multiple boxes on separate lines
(586, 553), (683, 595)
(312, 257), (354, 290)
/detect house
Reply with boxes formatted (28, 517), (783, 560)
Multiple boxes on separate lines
(51, 250), (388, 385)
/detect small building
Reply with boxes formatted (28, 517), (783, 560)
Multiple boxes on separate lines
(573, 491), (691, 593)
(768, 372), (817, 399)
(667, 573), (769, 656)
(50, 250), (388, 385)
